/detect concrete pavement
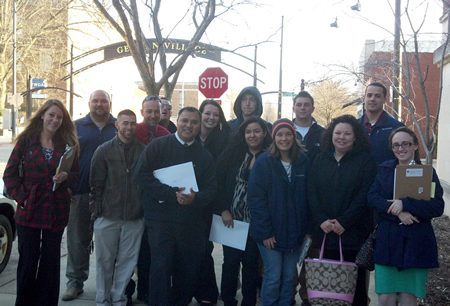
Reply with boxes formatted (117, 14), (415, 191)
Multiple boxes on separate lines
(0, 236), (377, 305)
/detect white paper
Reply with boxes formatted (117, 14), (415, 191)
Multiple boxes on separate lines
(406, 168), (423, 177)
(153, 162), (198, 194)
(209, 214), (249, 251)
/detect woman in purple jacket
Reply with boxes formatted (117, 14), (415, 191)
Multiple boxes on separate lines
(368, 126), (444, 306)
(3, 99), (79, 306)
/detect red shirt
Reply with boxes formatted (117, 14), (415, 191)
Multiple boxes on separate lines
(135, 122), (171, 145)
(363, 111), (385, 136)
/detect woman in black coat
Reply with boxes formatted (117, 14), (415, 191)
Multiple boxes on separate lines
(307, 115), (378, 305)
(217, 117), (272, 306)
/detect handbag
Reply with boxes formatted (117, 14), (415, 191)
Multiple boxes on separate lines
(305, 235), (358, 306)
(3, 152), (26, 200)
(355, 224), (378, 271)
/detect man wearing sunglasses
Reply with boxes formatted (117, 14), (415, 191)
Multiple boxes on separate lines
(159, 97), (177, 133)
(359, 82), (404, 165)
(135, 96), (171, 145)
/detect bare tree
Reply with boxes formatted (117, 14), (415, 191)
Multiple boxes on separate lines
(0, 0), (75, 110)
(310, 79), (358, 127)
(325, 1), (447, 164)
(92, 0), (259, 99)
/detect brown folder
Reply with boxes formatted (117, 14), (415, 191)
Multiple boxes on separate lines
(393, 164), (433, 200)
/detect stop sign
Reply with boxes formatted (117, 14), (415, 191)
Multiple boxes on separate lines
(199, 67), (228, 98)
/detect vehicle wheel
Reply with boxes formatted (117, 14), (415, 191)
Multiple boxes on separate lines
(0, 215), (13, 274)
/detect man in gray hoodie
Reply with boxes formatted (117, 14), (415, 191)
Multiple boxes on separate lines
(228, 86), (273, 133)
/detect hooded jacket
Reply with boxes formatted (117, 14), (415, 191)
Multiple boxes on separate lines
(228, 86), (273, 133)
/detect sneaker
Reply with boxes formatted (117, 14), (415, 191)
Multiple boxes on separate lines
(61, 287), (84, 301)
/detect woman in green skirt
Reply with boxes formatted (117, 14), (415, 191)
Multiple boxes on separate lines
(368, 126), (445, 305)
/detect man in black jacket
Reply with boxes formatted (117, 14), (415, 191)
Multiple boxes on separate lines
(90, 109), (145, 305)
(292, 91), (324, 163)
(292, 91), (324, 306)
(134, 106), (217, 306)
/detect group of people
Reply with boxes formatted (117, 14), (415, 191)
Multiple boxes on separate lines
(2, 82), (444, 306)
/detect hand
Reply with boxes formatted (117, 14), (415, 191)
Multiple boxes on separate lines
(331, 219), (345, 236)
(53, 171), (68, 184)
(320, 220), (334, 234)
(263, 236), (276, 249)
(387, 199), (403, 216)
(398, 211), (419, 225)
(176, 187), (195, 205)
(221, 210), (234, 228)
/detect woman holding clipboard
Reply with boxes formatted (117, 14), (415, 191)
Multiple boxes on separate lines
(368, 126), (444, 306)
(3, 99), (79, 306)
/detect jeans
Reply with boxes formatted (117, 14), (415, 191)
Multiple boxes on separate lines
(66, 193), (92, 289)
(257, 244), (300, 306)
(16, 224), (64, 306)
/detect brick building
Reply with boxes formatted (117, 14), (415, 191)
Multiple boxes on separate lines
(360, 39), (441, 158)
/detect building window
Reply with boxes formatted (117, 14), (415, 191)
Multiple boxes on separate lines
(178, 90), (184, 107)
(39, 49), (52, 72)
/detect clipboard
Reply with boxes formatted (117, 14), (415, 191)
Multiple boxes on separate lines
(53, 146), (76, 191)
(393, 164), (433, 200)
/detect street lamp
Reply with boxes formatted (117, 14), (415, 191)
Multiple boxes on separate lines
(351, 1), (361, 11)
(330, 17), (338, 28)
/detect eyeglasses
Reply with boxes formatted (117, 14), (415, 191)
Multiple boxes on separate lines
(144, 96), (161, 103)
(161, 104), (172, 110)
(392, 142), (413, 150)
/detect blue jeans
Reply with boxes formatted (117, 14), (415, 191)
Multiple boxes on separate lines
(257, 244), (300, 306)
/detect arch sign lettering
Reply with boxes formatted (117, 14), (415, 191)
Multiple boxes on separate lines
(104, 39), (222, 62)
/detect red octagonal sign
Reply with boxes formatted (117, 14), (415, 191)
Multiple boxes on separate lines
(199, 67), (228, 98)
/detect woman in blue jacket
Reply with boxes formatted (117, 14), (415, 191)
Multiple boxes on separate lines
(248, 119), (310, 306)
(368, 126), (444, 306)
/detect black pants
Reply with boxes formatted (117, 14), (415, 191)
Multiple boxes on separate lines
(146, 220), (205, 306)
(15, 224), (64, 306)
(323, 249), (368, 306)
(221, 234), (259, 306)
(194, 240), (219, 303)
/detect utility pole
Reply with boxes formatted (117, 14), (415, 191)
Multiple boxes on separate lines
(70, 44), (74, 117)
(253, 45), (258, 87)
(277, 16), (284, 119)
(12, 0), (17, 141)
(392, 0), (401, 120)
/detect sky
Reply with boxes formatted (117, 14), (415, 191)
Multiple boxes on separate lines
(70, 0), (445, 118)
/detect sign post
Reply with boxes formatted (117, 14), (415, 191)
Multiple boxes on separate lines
(199, 67), (228, 98)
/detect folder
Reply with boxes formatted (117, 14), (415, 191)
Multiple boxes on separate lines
(53, 146), (77, 191)
(393, 164), (433, 200)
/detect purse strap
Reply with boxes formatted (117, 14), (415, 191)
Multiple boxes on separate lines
(319, 234), (346, 263)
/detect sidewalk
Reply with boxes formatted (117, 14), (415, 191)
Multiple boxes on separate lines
(0, 233), (378, 306)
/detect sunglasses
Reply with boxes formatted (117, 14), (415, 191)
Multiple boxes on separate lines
(144, 96), (161, 103)
(161, 104), (172, 110)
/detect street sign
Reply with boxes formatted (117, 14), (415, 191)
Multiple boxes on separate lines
(199, 67), (228, 98)
(32, 79), (47, 93)
(282, 92), (296, 97)
(7, 92), (12, 105)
